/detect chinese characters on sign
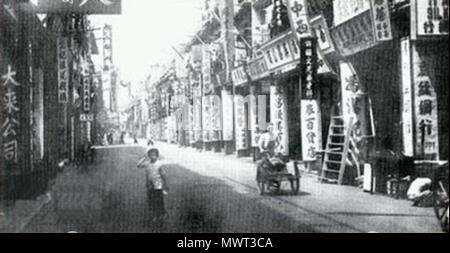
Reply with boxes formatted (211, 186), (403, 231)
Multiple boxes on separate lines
(300, 37), (318, 100)
(210, 95), (222, 141)
(231, 65), (248, 86)
(2, 64), (20, 164)
(286, 0), (311, 40)
(83, 75), (91, 112)
(247, 56), (269, 81)
(301, 100), (322, 161)
(202, 95), (211, 142)
(235, 95), (248, 150)
(202, 45), (212, 94)
(400, 38), (414, 157)
(370, 0), (393, 41)
(339, 61), (373, 139)
(331, 11), (378, 57)
(270, 85), (289, 155)
(57, 37), (69, 103)
(411, 0), (449, 38)
(103, 24), (113, 72)
(310, 15), (335, 54)
(333, 0), (371, 26)
(412, 44), (439, 158)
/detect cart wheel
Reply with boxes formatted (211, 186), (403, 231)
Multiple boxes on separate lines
(290, 178), (300, 195)
(433, 183), (449, 231)
(257, 180), (266, 195)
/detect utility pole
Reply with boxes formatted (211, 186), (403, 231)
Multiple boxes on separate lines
(219, 0), (235, 155)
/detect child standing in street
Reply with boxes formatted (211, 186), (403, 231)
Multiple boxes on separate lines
(137, 147), (168, 223)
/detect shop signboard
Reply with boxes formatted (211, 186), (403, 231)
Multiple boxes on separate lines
(202, 95), (211, 142)
(370, 0), (393, 41)
(231, 65), (248, 86)
(270, 85), (289, 155)
(300, 37), (318, 100)
(286, 0), (312, 40)
(80, 113), (94, 122)
(222, 90), (234, 141)
(82, 75), (91, 112)
(193, 87), (203, 142)
(103, 24), (113, 72)
(234, 95), (248, 150)
(2, 58), (22, 166)
(301, 100), (322, 161)
(333, 0), (371, 26)
(339, 61), (374, 139)
(411, 0), (449, 40)
(309, 15), (335, 55)
(202, 45), (212, 94)
(57, 37), (69, 103)
(400, 38), (414, 157)
(260, 31), (299, 73)
(331, 11), (378, 57)
(31, 0), (121, 14)
(247, 56), (269, 81)
(210, 95), (222, 141)
(412, 43), (440, 159)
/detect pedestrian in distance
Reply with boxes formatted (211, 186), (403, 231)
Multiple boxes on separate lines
(137, 147), (168, 223)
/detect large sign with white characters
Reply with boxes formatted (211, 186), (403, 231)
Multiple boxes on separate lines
(270, 85), (289, 155)
(235, 95), (248, 150)
(400, 38), (414, 157)
(301, 100), (322, 161)
(370, 0), (393, 41)
(57, 37), (69, 103)
(411, 0), (449, 39)
(32, 0), (122, 14)
(412, 43), (440, 159)
(286, 0), (311, 40)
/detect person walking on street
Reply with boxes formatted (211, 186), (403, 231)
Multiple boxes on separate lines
(137, 147), (168, 224)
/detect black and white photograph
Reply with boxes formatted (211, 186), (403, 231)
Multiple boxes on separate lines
(0, 0), (448, 235)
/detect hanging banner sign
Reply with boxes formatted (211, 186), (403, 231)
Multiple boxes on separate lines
(270, 85), (289, 155)
(222, 90), (234, 141)
(333, 0), (371, 26)
(300, 37), (318, 100)
(82, 75), (91, 112)
(193, 88), (203, 142)
(400, 38), (414, 157)
(412, 44), (440, 159)
(103, 24), (113, 72)
(261, 32), (299, 73)
(57, 37), (69, 103)
(210, 95), (222, 141)
(202, 95), (211, 142)
(286, 0), (312, 40)
(31, 0), (122, 14)
(202, 45), (212, 94)
(411, 0), (449, 39)
(247, 56), (269, 81)
(2, 60), (21, 165)
(231, 65), (249, 86)
(234, 95), (248, 150)
(370, 0), (393, 41)
(331, 11), (378, 57)
(339, 61), (374, 139)
(188, 104), (195, 145)
(301, 100), (322, 161)
(310, 15), (335, 54)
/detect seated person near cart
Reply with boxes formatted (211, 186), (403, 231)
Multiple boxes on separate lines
(257, 123), (285, 172)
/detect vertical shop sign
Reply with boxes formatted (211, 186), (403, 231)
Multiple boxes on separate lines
(222, 90), (234, 141)
(202, 45), (212, 94)
(57, 37), (69, 103)
(270, 85), (289, 155)
(400, 38), (414, 157)
(202, 95), (211, 142)
(411, 0), (449, 39)
(339, 61), (374, 139)
(309, 15), (335, 54)
(286, 0), (311, 40)
(82, 75), (91, 112)
(412, 44), (439, 158)
(210, 95), (222, 141)
(2, 63), (20, 164)
(370, 0), (393, 41)
(301, 100), (322, 161)
(300, 37), (322, 161)
(234, 95), (248, 150)
(103, 24), (113, 71)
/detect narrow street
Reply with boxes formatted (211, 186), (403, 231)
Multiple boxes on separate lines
(22, 141), (442, 233)
(23, 144), (316, 233)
